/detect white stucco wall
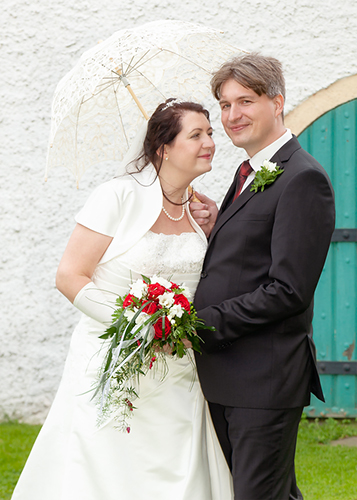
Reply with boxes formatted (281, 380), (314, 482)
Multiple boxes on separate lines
(1, 0), (356, 423)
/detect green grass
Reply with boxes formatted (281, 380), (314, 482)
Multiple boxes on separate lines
(296, 417), (357, 500)
(0, 421), (41, 500)
(1, 418), (356, 500)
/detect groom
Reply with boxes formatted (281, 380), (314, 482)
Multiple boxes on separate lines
(191, 53), (335, 499)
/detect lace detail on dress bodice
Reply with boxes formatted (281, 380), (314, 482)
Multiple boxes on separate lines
(91, 230), (207, 302)
(119, 231), (207, 276)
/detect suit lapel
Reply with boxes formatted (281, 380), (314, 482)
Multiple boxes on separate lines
(216, 175), (237, 220)
(270, 134), (301, 166)
(208, 180), (256, 246)
(208, 136), (301, 249)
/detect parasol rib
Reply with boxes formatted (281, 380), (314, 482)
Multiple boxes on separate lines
(113, 84), (130, 149)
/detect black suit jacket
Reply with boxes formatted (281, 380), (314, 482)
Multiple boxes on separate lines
(194, 136), (335, 409)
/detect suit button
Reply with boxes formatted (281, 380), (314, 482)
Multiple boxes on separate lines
(201, 271), (207, 278)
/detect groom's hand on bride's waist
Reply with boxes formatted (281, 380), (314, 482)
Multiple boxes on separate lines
(154, 339), (193, 355)
(189, 191), (218, 238)
(154, 344), (173, 355)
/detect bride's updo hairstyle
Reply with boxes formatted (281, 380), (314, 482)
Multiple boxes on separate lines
(136, 98), (210, 174)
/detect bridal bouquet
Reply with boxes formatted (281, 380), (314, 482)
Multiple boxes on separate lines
(94, 275), (213, 432)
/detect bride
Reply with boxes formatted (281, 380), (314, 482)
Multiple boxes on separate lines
(11, 98), (233, 500)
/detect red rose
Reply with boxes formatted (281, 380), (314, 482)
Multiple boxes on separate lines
(142, 301), (160, 315)
(170, 282), (180, 290)
(147, 283), (166, 299)
(123, 294), (135, 308)
(174, 294), (191, 313)
(154, 316), (171, 340)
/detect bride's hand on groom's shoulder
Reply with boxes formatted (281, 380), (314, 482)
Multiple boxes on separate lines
(190, 192), (218, 238)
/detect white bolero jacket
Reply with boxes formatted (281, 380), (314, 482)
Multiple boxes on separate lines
(75, 165), (207, 265)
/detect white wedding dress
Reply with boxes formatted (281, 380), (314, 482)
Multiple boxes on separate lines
(12, 231), (233, 500)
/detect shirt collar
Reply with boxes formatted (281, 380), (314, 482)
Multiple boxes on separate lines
(248, 129), (293, 172)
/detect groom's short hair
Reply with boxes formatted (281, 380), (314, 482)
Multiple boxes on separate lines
(211, 53), (286, 102)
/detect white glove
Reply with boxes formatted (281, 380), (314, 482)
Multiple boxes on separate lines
(73, 282), (114, 325)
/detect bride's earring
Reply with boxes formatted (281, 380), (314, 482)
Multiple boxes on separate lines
(165, 156), (169, 161)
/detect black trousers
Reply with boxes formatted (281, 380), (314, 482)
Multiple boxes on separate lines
(208, 402), (304, 500)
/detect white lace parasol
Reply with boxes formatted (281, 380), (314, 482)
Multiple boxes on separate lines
(46, 20), (245, 185)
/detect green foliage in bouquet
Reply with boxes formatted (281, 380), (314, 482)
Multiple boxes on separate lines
(93, 275), (215, 432)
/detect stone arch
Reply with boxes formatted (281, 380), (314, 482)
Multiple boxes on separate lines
(285, 74), (357, 135)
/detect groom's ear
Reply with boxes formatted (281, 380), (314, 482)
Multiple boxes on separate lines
(274, 94), (284, 119)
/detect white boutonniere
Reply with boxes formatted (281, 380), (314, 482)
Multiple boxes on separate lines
(250, 160), (283, 193)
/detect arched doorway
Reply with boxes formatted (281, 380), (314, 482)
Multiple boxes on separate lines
(287, 92), (357, 418)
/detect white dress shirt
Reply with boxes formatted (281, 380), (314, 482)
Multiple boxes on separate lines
(240, 128), (293, 194)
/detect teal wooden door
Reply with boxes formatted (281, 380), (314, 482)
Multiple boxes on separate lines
(299, 99), (357, 418)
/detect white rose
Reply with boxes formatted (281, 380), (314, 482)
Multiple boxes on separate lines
(262, 160), (277, 172)
(151, 275), (172, 289)
(130, 279), (148, 299)
(124, 308), (137, 321)
(168, 304), (184, 320)
(158, 292), (175, 308)
(180, 285), (192, 301)
(135, 312), (150, 327)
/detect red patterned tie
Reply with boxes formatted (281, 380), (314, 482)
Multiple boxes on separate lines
(233, 160), (253, 202)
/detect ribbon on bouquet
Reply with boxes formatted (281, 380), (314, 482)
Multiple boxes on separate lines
(99, 312), (157, 413)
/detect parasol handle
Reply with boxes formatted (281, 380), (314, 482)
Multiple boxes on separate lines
(118, 72), (149, 121)
(125, 84), (150, 120)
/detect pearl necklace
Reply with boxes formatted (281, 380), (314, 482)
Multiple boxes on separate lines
(162, 200), (185, 222)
